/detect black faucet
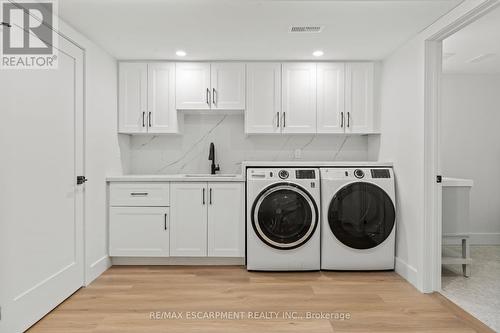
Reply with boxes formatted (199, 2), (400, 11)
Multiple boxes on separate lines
(208, 142), (220, 175)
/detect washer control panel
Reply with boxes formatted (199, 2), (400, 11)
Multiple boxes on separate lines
(248, 168), (320, 181)
(354, 169), (365, 179)
(278, 170), (289, 179)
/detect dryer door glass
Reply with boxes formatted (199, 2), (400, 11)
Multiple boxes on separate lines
(252, 184), (318, 250)
(328, 182), (395, 250)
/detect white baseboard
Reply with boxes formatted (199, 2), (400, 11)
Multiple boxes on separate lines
(395, 257), (419, 288)
(469, 233), (500, 245)
(111, 257), (245, 266)
(85, 255), (111, 286)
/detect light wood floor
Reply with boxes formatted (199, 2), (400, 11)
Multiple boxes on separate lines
(28, 266), (493, 333)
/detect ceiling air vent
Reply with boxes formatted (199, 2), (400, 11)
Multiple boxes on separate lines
(289, 25), (324, 33)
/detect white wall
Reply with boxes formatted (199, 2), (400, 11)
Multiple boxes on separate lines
(57, 20), (128, 285)
(370, 0), (495, 291)
(371, 36), (425, 288)
(441, 74), (500, 244)
(130, 114), (370, 174)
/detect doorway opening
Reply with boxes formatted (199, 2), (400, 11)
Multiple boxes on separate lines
(425, 2), (500, 331)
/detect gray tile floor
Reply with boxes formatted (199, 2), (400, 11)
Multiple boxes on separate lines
(442, 245), (500, 332)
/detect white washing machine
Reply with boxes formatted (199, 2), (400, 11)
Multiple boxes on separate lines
(320, 167), (396, 270)
(246, 168), (321, 271)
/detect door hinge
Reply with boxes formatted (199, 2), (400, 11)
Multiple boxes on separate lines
(76, 176), (88, 185)
(436, 175), (442, 183)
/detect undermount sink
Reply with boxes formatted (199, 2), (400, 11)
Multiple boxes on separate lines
(182, 174), (238, 178)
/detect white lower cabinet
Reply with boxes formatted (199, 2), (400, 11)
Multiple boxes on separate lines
(109, 206), (170, 257)
(169, 182), (208, 256)
(170, 182), (244, 257)
(109, 181), (245, 258)
(207, 183), (245, 257)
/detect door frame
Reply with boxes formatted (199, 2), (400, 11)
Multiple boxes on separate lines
(423, 0), (500, 293)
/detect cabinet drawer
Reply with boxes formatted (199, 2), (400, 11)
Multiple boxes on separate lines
(110, 183), (169, 206)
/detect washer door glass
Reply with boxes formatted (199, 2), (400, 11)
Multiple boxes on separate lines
(328, 182), (395, 250)
(252, 184), (318, 250)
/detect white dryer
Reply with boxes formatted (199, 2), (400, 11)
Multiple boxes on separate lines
(246, 168), (320, 271)
(320, 167), (396, 270)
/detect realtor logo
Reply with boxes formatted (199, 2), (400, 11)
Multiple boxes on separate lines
(1, 0), (58, 69)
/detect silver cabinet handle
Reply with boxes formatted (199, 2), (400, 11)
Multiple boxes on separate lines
(202, 188), (205, 205)
(347, 112), (350, 128)
(209, 188), (212, 205)
(283, 112), (286, 127)
(130, 192), (148, 196)
(277, 112), (280, 127)
(341, 112), (344, 128)
(206, 88), (210, 106)
(142, 112), (145, 127)
(148, 112), (152, 127)
(164, 213), (168, 230)
(212, 88), (216, 106)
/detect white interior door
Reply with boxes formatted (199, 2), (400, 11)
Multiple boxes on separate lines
(245, 63), (282, 134)
(0, 36), (84, 332)
(118, 62), (148, 133)
(211, 63), (246, 110)
(175, 62), (211, 110)
(148, 62), (178, 133)
(317, 63), (345, 133)
(169, 183), (208, 256)
(282, 63), (317, 133)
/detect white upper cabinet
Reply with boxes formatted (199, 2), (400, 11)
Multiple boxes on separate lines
(317, 63), (345, 134)
(245, 63), (282, 134)
(148, 63), (178, 133)
(118, 62), (148, 134)
(211, 63), (246, 110)
(119, 62), (178, 134)
(176, 62), (245, 110)
(175, 62), (211, 110)
(207, 183), (244, 257)
(345, 62), (375, 134)
(282, 63), (317, 134)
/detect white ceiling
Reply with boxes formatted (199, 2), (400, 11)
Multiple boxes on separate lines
(443, 5), (500, 74)
(58, 0), (462, 61)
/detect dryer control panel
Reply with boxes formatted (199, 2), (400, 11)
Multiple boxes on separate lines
(321, 167), (393, 180)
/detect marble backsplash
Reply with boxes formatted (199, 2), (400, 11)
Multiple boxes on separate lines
(129, 114), (371, 175)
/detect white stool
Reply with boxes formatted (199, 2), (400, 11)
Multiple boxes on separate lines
(442, 234), (471, 277)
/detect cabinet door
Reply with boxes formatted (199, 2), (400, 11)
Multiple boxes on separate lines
(148, 63), (178, 133)
(118, 62), (148, 133)
(176, 62), (211, 110)
(282, 63), (317, 133)
(109, 207), (169, 257)
(211, 63), (246, 110)
(317, 63), (345, 133)
(345, 62), (374, 134)
(207, 183), (244, 257)
(170, 182), (208, 256)
(245, 63), (281, 134)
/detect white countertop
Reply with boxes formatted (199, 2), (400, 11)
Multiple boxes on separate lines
(241, 161), (393, 168)
(107, 161), (394, 182)
(442, 177), (474, 187)
(106, 174), (245, 182)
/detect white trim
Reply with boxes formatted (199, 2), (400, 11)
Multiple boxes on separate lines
(111, 257), (245, 266)
(469, 233), (500, 245)
(423, 0), (500, 293)
(85, 256), (112, 286)
(395, 257), (419, 287)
